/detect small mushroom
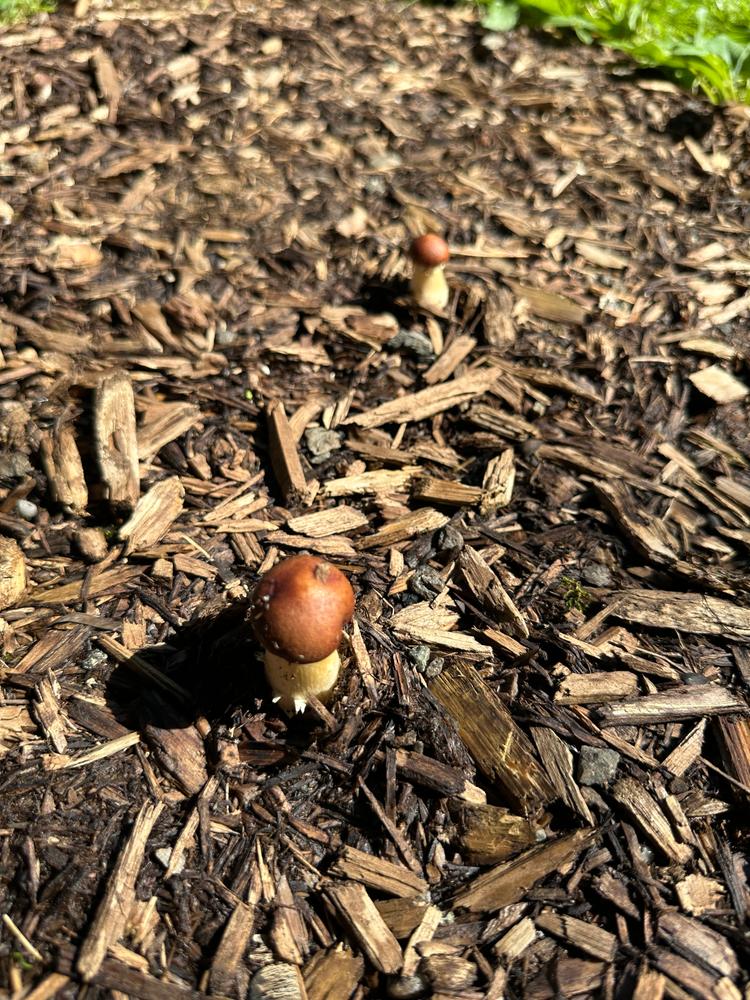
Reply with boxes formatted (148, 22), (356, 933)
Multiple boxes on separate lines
(249, 554), (355, 714)
(409, 233), (450, 312)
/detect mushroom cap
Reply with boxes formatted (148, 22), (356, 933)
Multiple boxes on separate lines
(250, 554), (355, 663)
(410, 233), (450, 268)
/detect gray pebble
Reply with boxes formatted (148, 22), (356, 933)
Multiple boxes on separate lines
(390, 328), (434, 358)
(304, 426), (342, 462)
(15, 499), (38, 520)
(578, 746), (620, 786)
(582, 562), (612, 588)
(406, 645), (431, 673)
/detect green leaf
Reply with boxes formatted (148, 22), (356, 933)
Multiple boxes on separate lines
(482, 0), (520, 31)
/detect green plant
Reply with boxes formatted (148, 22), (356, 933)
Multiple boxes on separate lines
(0, 0), (54, 23)
(560, 574), (591, 612)
(477, 0), (750, 104)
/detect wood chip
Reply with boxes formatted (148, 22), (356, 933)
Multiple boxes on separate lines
(329, 846), (427, 898)
(287, 506), (368, 537)
(94, 373), (140, 511)
(689, 364), (748, 404)
(457, 804), (537, 864)
(431, 659), (554, 815)
(555, 671), (639, 705)
(612, 589), (750, 639)
(267, 400), (309, 503)
(536, 908), (617, 961)
(346, 369), (498, 429)
(358, 507), (448, 550)
(611, 777), (691, 863)
(458, 545), (529, 638)
(118, 476), (185, 554)
(326, 882), (403, 975)
(0, 536), (26, 610)
(598, 684), (746, 727)
(39, 424), (88, 514)
(77, 800), (163, 981)
(455, 829), (595, 913)
(304, 945), (363, 1000)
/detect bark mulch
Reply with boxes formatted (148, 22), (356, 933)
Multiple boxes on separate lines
(1, 0), (750, 997)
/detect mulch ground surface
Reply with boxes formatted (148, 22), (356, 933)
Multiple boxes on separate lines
(1, 0), (750, 997)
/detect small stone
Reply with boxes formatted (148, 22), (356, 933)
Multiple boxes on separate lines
(214, 321), (236, 346)
(437, 524), (463, 556)
(155, 846), (183, 872)
(15, 499), (38, 520)
(578, 746), (620, 786)
(582, 562), (612, 588)
(390, 328), (434, 358)
(304, 426), (342, 463)
(406, 645), (431, 673)
(410, 564), (444, 599)
(81, 649), (108, 673)
(424, 657), (444, 680)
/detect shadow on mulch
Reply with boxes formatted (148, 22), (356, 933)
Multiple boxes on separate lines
(101, 597), (332, 768)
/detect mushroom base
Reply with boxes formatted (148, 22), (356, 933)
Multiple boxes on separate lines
(264, 649), (341, 714)
(410, 264), (449, 312)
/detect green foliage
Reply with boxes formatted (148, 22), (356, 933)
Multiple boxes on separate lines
(478, 0), (750, 104)
(0, 0), (54, 23)
(560, 575), (591, 612)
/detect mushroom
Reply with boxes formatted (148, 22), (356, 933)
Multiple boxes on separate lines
(409, 233), (450, 312)
(249, 554), (355, 714)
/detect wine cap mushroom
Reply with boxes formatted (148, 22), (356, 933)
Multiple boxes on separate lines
(409, 233), (450, 312)
(410, 233), (450, 268)
(250, 554), (355, 713)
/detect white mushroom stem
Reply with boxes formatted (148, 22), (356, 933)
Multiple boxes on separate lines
(410, 263), (449, 312)
(264, 649), (341, 715)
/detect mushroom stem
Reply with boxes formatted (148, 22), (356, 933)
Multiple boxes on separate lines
(264, 649), (341, 715)
(410, 262), (449, 312)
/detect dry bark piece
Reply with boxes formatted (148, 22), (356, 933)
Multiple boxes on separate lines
(209, 901), (255, 995)
(287, 506), (368, 537)
(94, 373), (140, 511)
(249, 964), (306, 1000)
(555, 671), (639, 705)
(431, 659), (554, 815)
(689, 364), (748, 404)
(457, 804), (538, 864)
(118, 476), (185, 554)
(39, 424), (88, 514)
(0, 536), (26, 610)
(77, 800), (163, 981)
(267, 400), (308, 503)
(597, 684), (746, 726)
(611, 589), (750, 639)
(358, 507), (448, 550)
(611, 777), (691, 863)
(136, 401), (201, 461)
(411, 477), (483, 507)
(657, 910), (739, 979)
(458, 545), (529, 638)
(326, 881), (403, 974)
(423, 335), (476, 385)
(74, 527), (109, 563)
(531, 726), (594, 825)
(304, 946), (363, 1000)
(393, 749), (486, 804)
(455, 828), (595, 913)
(329, 845), (427, 898)
(481, 449), (515, 515)
(346, 368), (498, 429)
(536, 909), (617, 962)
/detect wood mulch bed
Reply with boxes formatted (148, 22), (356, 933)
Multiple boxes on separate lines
(1, 0), (750, 996)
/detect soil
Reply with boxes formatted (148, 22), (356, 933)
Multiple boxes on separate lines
(1, 0), (750, 997)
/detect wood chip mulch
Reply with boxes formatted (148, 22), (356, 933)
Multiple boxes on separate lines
(1, 0), (750, 997)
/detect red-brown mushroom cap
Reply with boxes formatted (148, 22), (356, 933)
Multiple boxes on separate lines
(410, 233), (450, 268)
(250, 554), (355, 663)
